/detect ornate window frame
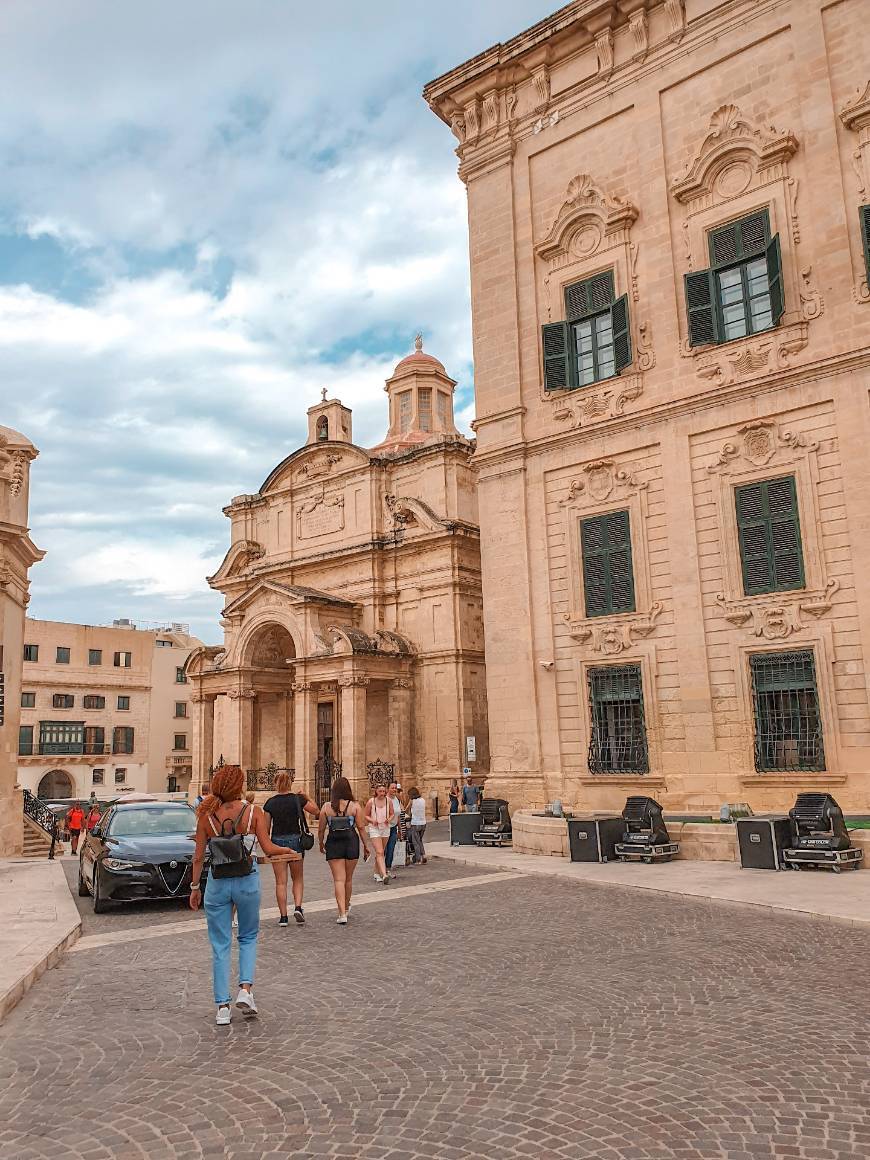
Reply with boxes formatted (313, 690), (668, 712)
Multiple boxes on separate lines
(839, 79), (870, 304)
(536, 174), (654, 424)
(672, 105), (823, 383)
(730, 629), (841, 781)
(559, 458), (662, 654)
(705, 417), (840, 639)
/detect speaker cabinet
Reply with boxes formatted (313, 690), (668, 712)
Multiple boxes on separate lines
(568, 817), (624, 863)
(736, 815), (792, 870)
(450, 812), (481, 846)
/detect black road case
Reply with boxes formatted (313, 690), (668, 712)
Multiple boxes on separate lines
(450, 812), (482, 846)
(568, 817), (624, 863)
(736, 815), (792, 870)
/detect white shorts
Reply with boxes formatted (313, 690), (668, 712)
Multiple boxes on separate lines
(367, 824), (391, 839)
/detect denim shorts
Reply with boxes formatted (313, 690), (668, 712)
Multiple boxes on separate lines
(272, 834), (305, 858)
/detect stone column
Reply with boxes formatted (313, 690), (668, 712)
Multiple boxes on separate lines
(339, 676), (369, 796)
(388, 678), (414, 775)
(226, 688), (256, 772)
(190, 692), (216, 799)
(292, 681), (317, 796)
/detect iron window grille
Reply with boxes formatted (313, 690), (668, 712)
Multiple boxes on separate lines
(861, 205), (870, 285)
(685, 209), (784, 347)
(587, 664), (649, 774)
(750, 650), (825, 772)
(542, 269), (632, 390)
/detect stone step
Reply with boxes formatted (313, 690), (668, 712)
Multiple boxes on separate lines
(21, 815), (54, 859)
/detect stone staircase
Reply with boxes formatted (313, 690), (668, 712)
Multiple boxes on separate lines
(21, 814), (54, 859)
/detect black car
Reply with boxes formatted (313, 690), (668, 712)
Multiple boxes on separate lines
(79, 801), (204, 914)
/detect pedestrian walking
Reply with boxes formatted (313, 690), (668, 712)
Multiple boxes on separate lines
(66, 801), (85, 855)
(407, 786), (428, 865)
(384, 781), (403, 874)
(318, 776), (370, 925)
(189, 764), (301, 1026)
(263, 771), (319, 927)
(448, 780), (460, 814)
(364, 782), (398, 883)
(85, 804), (102, 832)
(461, 774), (481, 813)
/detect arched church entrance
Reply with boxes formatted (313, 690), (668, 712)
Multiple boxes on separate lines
(244, 623), (298, 787)
(38, 769), (73, 799)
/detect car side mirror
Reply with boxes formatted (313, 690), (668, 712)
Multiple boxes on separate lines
(91, 825), (102, 839)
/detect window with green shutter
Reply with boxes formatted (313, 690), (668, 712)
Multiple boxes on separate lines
(587, 665), (649, 774)
(750, 650), (824, 771)
(861, 205), (870, 285)
(581, 510), (636, 617)
(542, 269), (632, 389)
(735, 476), (804, 596)
(685, 209), (784, 347)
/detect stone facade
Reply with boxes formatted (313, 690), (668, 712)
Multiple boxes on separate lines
(0, 426), (44, 856)
(17, 619), (201, 801)
(187, 341), (488, 804)
(425, 0), (870, 813)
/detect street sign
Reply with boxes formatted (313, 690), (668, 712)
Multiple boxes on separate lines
(465, 736), (476, 762)
(462, 766), (471, 776)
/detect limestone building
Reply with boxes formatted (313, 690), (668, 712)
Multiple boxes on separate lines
(425, 0), (870, 812)
(17, 618), (201, 801)
(187, 341), (488, 803)
(0, 426), (44, 856)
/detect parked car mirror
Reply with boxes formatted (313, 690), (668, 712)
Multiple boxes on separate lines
(90, 825), (102, 839)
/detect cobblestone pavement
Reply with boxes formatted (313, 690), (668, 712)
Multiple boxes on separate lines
(2, 858), (870, 1159)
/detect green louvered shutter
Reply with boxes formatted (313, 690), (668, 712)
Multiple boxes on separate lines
(581, 509), (635, 617)
(611, 294), (632, 373)
(766, 475), (804, 590)
(765, 234), (785, 325)
(565, 270), (614, 322)
(709, 210), (769, 266)
(685, 269), (720, 347)
(542, 321), (573, 390)
(736, 477), (804, 597)
(861, 205), (870, 284)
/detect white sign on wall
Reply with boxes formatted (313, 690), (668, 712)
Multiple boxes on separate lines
(465, 736), (476, 763)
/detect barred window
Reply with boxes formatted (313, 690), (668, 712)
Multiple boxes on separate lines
(750, 650), (825, 772)
(587, 664), (649, 774)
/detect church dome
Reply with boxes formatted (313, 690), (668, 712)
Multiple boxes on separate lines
(391, 334), (446, 376)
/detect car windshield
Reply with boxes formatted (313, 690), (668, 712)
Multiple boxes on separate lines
(107, 806), (194, 837)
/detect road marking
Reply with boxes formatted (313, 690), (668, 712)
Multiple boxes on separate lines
(69, 871), (524, 953)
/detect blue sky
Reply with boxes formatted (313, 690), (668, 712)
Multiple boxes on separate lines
(1, 0), (554, 643)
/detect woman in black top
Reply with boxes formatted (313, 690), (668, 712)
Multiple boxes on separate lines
(317, 777), (370, 925)
(263, 771), (320, 927)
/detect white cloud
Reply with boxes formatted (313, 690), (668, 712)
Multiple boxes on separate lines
(0, 0), (556, 640)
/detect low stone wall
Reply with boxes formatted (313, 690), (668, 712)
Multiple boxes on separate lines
(511, 809), (870, 866)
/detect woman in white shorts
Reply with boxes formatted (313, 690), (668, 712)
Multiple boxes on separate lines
(364, 783), (397, 884)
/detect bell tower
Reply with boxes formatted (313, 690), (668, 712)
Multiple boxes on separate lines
(306, 388), (353, 446)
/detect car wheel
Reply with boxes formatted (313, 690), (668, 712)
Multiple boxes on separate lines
(92, 868), (109, 914)
(78, 861), (90, 897)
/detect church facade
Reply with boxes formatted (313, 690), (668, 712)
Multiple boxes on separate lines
(187, 341), (488, 804)
(425, 0), (870, 814)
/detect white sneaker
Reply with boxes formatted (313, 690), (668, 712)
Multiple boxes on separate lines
(235, 988), (258, 1018)
(373, 873), (383, 882)
(216, 1005), (231, 1026)
(336, 914), (348, 925)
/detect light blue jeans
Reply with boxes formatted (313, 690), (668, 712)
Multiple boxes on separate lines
(203, 867), (261, 1005)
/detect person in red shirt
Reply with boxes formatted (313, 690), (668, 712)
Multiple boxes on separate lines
(85, 805), (102, 832)
(66, 802), (86, 854)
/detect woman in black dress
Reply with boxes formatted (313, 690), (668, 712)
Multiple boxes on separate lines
(317, 776), (370, 925)
(263, 771), (320, 927)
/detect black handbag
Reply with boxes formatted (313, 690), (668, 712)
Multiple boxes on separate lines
(207, 805), (255, 879)
(295, 794), (315, 851)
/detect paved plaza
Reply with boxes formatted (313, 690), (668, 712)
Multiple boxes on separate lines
(1, 846), (870, 1160)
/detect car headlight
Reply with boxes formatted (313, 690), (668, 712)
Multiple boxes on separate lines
(103, 858), (146, 871)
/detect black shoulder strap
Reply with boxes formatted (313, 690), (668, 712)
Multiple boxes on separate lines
(295, 793), (310, 835)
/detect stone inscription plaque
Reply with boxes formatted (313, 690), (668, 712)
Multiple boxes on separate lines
(297, 491), (345, 539)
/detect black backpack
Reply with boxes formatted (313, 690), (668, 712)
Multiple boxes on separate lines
(207, 803), (255, 879)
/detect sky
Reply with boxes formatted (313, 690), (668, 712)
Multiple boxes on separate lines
(1, 0), (554, 644)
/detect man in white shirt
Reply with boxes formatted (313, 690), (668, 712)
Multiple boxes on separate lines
(384, 782), (403, 872)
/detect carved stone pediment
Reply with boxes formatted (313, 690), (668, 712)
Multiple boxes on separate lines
(207, 539), (265, 587)
(672, 104), (798, 207)
(537, 174), (639, 262)
(560, 459), (648, 508)
(707, 418), (818, 475)
(566, 603), (663, 653)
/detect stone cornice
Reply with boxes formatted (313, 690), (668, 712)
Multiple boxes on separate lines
(472, 347), (870, 469)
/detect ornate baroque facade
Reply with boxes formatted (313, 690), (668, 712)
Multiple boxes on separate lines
(187, 342), (488, 803)
(425, 0), (870, 812)
(0, 426), (44, 856)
